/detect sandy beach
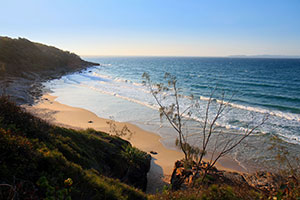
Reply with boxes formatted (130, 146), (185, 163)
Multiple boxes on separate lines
(25, 94), (247, 193)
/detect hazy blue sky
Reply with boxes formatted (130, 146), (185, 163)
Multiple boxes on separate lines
(1, 0), (300, 56)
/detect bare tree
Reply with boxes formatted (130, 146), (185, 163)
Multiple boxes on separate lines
(142, 72), (268, 176)
(142, 72), (191, 160)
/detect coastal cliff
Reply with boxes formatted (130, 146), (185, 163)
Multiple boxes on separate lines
(0, 36), (99, 104)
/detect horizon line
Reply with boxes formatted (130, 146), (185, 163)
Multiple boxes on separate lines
(80, 54), (300, 59)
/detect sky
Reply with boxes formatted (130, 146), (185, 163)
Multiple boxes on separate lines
(1, 0), (300, 57)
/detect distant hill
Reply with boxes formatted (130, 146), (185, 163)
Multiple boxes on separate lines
(0, 36), (99, 104)
(0, 36), (99, 76)
(228, 55), (300, 59)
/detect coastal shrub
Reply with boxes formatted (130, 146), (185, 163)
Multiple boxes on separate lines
(36, 176), (72, 200)
(0, 95), (52, 141)
(151, 184), (262, 200)
(122, 144), (149, 166)
(0, 96), (148, 199)
(202, 185), (238, 200)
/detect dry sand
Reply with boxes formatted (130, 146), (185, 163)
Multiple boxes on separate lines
(25, 94), (246, 193)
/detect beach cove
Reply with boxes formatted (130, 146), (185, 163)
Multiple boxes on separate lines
(41, 56), (300, 174)
(25, 94), (246, 193)
(1, 36), (300, 199)
(2, 1), (300, 197)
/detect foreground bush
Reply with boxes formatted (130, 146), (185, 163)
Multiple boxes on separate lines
(0, 96), (148, 199)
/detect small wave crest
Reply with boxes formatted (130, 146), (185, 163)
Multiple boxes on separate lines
(49, 69), (300, 145)
(78, 83), (159, 110)
(200, 96), (300, 122)
(100, 63), (112, 67)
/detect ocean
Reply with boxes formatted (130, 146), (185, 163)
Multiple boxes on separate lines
(44, 57), (300, 171)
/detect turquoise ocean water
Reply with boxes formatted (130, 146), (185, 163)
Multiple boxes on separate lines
(45, 57), (300, 171)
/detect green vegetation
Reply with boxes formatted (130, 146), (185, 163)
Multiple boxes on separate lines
(0, 96), (149, 199)
(0, 36), (98, 77)
(151, 185), (261, 200)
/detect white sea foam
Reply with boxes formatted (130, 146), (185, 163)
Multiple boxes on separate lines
(276, 132), (300, 145)
(228, 102), (300, 122)
(200, 95), (300, 122)
(47, 69), (300, 145)
(77, 83), (159, 111)
(100, 63), (112, 67)
(91, 72), (112, 80)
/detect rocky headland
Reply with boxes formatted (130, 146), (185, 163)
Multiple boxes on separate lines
(0, 36), (99, 104)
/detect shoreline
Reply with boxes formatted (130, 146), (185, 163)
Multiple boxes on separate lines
(25, 94), (247, 193)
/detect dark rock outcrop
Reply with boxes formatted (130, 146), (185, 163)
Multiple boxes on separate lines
(243, 171), (285, 192)
(170, 160), (288, 195)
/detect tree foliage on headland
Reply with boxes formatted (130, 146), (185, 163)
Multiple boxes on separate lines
(0, 36), (98, 77)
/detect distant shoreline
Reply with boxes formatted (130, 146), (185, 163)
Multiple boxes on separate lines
(228, 55), (300, 59)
